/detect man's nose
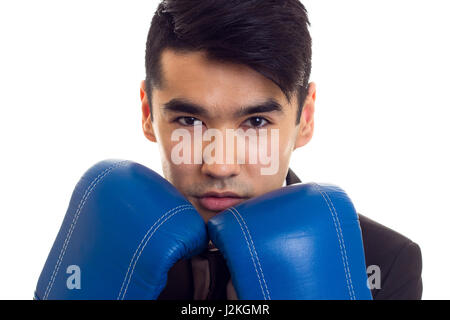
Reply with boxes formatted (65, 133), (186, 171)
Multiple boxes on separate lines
(201, 161), (241, 179)
(200, 129), (241, 179)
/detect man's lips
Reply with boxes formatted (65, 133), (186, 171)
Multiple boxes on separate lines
(196, 192), (247, 212)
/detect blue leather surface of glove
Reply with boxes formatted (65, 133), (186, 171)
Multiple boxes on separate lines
(208, 182), (373, 300)
(35, 159), (207, 300)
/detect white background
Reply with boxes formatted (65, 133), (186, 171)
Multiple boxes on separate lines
(0, 0), (448, 299)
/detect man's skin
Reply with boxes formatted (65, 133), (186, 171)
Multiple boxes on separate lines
(140, 48), (316, 223)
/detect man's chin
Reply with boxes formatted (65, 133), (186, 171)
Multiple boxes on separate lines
(196, 206), (227, 222)
(190, 205), (227, 223)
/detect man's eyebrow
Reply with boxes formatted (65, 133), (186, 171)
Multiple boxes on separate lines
(162, 98), (210, 117)
(234, 99), (284, 117)
(161, 97), (284, 118)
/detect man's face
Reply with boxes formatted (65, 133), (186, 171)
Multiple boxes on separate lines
(141, 49), (315, 222)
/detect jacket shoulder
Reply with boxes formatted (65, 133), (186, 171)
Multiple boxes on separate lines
(358, 214), (423, 299)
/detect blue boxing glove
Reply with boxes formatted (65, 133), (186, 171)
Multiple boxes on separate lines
(208, 182), (372, 300)
(35, 159), (207, 300)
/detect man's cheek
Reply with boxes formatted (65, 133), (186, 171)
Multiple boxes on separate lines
(165, 127), (205, 165)
(243, 128), (280, 176)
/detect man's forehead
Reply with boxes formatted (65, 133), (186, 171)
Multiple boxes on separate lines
(156, 49), (292, 115)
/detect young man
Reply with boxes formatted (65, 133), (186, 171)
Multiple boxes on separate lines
(140, 0), (422, 300)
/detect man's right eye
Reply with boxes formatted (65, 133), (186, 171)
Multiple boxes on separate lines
(176, 116), (203, 127)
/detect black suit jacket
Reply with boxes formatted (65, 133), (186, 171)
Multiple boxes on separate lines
(158, 169), (423, 300)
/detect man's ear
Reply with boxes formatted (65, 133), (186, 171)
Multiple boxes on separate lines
(140, 80), (157, 142)
(294, 82), (316, 150)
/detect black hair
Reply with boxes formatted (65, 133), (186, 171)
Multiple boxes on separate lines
(145, 0), (312, 124)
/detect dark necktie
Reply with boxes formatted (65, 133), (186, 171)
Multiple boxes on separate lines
(202, 250), (230, 300)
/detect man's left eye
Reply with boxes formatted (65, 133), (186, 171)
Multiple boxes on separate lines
(243, 117), (269, 128)
(176, 117), (203, 126)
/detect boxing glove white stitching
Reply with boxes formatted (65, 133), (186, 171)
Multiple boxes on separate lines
(226, 207), (271, 300)
(312, 183), (356, 300)
(118, 205), (196, 300)
(44, 160), (130, 300)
